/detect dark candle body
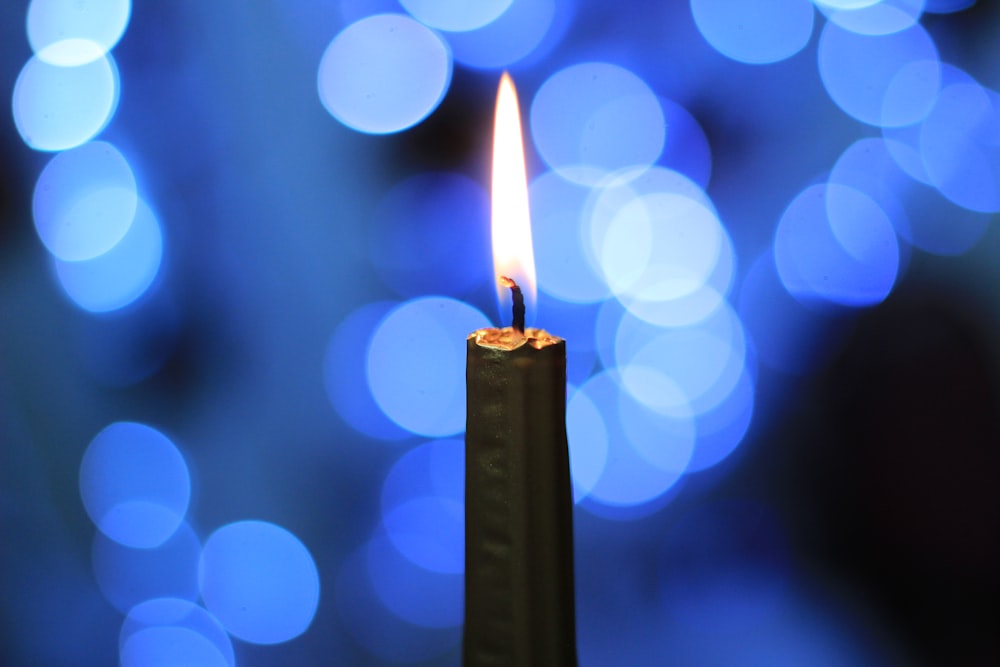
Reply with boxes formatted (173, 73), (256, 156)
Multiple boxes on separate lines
(464, 327), (578, 667)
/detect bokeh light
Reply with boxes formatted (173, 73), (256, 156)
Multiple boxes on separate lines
(32, 140), (138, 261)
(324, 302), (412, 442)
(566, 382), (609, 502)
(530, 170), (610, 304)
(659, 97), (712, 190)
(818, 21), (939, 127)
(592, 291), (753, 478)
(369, 172), (489, 298)
(816, 0), (925, 36)
(813, 0), (882, 9)
(597, 295), (754, 475)
(399, 0), (513, 32)
(616, 301), (747, 416)
(691, 0), (815, 65)
(688, 365), (756, 472)
(79, 422), (190, 549)
(594, 295), (626, 371)
(617, 378), (696, 475)
(586, 168), (730, 320)
(366, 297), (490, 437)
(623, 279), (732, 330)
(199, 520), (320, 645)
(381, 438), (463, 519)
(366, 533), (463, 628)
(919, 66), (1000, 213)
(13, 52), (119, 152)
(831, 137), (989, 255)
(27, 0), (131, 66)
(881, 58), (942, 129)
(587, 166), (714, 239)
(53, 197), (163, 313)
(531, 62), (665, 186)
(370, 439), (464, 629)
(882, 121), (932, 184)
(340, 0), (400, 24)
(599, 192), (722, 301)
(574, 370), (693, 511)
(318, 13), (452, 134)
(586, 167), (734, 328)
(774, 183), (899, 307)
(383, 497), (464, 574)
(92, 520), (200, 613)
(120, 598), (234, 667)
(446, 0), (559, 69)
(122, 628), (229, 667)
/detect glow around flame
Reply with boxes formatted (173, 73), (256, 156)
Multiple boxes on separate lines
(492, 72), (536, 324)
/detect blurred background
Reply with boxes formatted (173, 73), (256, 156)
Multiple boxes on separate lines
(2, 1), (999, 665)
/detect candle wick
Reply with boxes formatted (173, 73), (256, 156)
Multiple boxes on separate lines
(499, 276), (525, 334)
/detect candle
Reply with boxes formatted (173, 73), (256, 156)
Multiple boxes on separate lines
(463, 73), (578, 666)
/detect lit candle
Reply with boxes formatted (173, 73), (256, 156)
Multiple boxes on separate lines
(463, 73), (578, 666)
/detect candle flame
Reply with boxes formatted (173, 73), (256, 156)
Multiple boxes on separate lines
(492, 72), (536, 324)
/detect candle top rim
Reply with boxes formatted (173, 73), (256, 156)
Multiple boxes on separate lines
(469, 327), (562, 350)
